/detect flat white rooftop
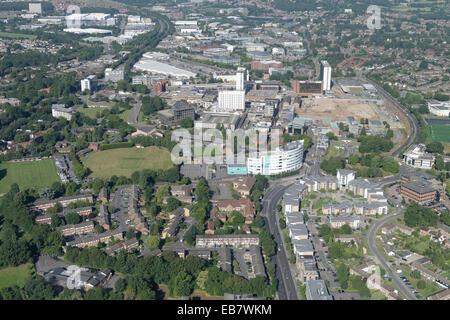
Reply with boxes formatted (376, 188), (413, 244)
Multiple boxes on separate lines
(134, 58), (196, 78)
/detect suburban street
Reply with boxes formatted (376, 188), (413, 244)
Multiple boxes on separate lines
(366, 209), (418, 300)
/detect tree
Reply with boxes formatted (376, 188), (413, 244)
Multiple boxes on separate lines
(180, 118), (194, 128)
(23, 277), (55, 300)
(320, 157), (345, 175)
(348, 154), (359, 165)
(411, 270), (421, 279)
(404, 202), (438, 228)
(146, 235), (160, 251)
(336, 263), (349, 289)
(183, 225), (197, 246)
(84, 287), (107, 300)
(50, 213), (62, 229)
(251, 213), (265, 228)
(435, 155), (445, 171)
(426, 141), (444, 154)
(339, 224), (352, 234)
(279, 218), (286, 229)
(0, 239), (31, 268)
(0, 286), (22, 300)
(115, 278), (127, 293)
(166, 197), (180, 212)
(259, 230), (275, 256)
(38, 188), (55, 200)
(65, 212), (81, 225)
(417, 280), (426, 289)
(173, 271), (194, 297)
(326, 132), (338, 140)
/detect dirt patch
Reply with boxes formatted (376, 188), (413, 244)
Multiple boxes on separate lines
(297, 98), (378, 121)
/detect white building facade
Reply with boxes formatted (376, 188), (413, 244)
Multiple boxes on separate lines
(247, 140), (304, 176)
(320, 60), (332, 92)
(218, 90), (245, 111)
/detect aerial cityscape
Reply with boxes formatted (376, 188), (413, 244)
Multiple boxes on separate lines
(0, 0), (448, 305)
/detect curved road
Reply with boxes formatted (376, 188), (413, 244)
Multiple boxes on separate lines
(367, 210), (418, 300)
(261, 185), (299, 300)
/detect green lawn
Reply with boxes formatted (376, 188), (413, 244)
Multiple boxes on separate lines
(77, 107), (106, 119)
(118, 109), (132, 122)
(82, 146), (174, 178)
(0, 263), (34, 289)
(312, 197), (332, 210)
(78, 107), (131, 123)
(0, 32), (37, 40)
(0, 159), (60, 194)
(429, 123), (450, 143)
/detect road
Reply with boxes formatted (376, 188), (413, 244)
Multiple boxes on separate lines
(128, 100), (142, 125)
(261, 185), (299, 300)
(366, 210), (418, 300)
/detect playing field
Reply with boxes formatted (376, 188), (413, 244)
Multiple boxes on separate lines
(0, 159), (60, 194)
(83, 146), (174, 178)
(78, 107), (131, 122)
(0, 263), (33, 289)
(429, 123), (450, 142)
(0, 32), (37, 40)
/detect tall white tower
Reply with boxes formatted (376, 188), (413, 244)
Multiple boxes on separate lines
(236, 71), (244, 91)
(81, 78), (91, 92)
(320, 60), (332, 92)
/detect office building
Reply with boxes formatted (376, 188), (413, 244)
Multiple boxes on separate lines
(51, 104), (74, 121)
(247, 140), (304, 176)
(403, 144), (435, 169)
(105, 68), (124, 82)
(236, 71), (245, 91)
(320, 60), (332, 92)
(172, 100), (195, 123)
(218, 90), (245, 111)
(293, 80), (323, 97)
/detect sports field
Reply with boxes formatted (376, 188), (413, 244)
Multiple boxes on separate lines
(0, 32), (37, 40)
(83, 146), (174, 178)
(0, 159), (60, 194)
(78, 107), (131, 122)
(429, 123), (450, 143)
(0, 263), (33, 289)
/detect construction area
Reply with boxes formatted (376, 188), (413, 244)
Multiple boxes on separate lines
(296, 98), (379, 122)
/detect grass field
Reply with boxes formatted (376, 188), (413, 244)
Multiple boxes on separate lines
(0, 32), (37, 40)
(78, 107), (131, 122)
(0, 159), (60, 194)
(77, 107), (106, 119)
(0, 263), (34, 289)
(429, 123), (450, 143)
(83, 146), (174, 178)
